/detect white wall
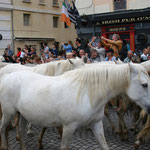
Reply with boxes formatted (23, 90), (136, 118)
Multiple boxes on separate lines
(0, 0), (12, 53)
(128, 0), (150, 10)
(76, 0), (150, 15)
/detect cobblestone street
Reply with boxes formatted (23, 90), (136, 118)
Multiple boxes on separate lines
(8, 110), (150, 150)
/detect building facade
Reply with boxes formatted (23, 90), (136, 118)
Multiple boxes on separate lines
(76, 0), (150, 52)
(0, 0), (13, 55)
(0, 0), (77, 55)
(12, 0), (77, 55)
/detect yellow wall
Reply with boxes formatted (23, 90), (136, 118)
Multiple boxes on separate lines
(13, 0), (77, 54)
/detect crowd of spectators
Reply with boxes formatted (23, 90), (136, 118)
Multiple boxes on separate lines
(2, 34), (150, 65)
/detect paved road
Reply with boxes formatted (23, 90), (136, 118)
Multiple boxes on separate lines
(8, 110), (150, 150)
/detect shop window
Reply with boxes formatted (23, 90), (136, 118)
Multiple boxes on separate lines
(23, 14), (30, 26)
(114, 0), (126, 11)
(53, 16), (59, 28)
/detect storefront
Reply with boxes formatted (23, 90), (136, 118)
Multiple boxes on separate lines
(77, 8), (150, 52)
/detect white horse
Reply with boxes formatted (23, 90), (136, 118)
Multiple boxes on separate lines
(0, 58), (84, 146)
(0, 63), (150, 150)
(0, 58), (84, 77)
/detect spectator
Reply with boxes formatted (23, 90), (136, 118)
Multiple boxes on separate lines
(16, 47), (21, 57)
(20, 49), (26, 64)
(62, 40), (73, 54)
(124, 50), (134, 63)
(79, 49), (86, 58)
(29, 47), (36, 57)
(88, 36), (105, 61)
(43, 42), (49, 59)
(101, 34), (123, 57)
(51, 44), (58, 57)
(119, 40), (128, 61)
(105, 49), (116, 61)
(7, 44), (13, 57)
(66, 53), (73, 59)
(141, 48), (148, 62)
(3, 48), (11, 62)
(90, 49), (100, 63)
(75, 38), (85, 57)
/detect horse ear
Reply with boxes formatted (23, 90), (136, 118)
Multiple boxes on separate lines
(68, 59), (74, 65)
(114, 60), (117, 64)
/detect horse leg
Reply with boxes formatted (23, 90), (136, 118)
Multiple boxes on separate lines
(38, 127), (47, 149)
(91, 120), (109, 150)
(0, 113), (13, 150)
(61, 124), (76, 150)
(27, 122), (34, 137)
(57, 126), (63, 138)
(15, 112), (20, 141)
(104, 104), (116, 132)
(134, 115), (150, 149)
(117, 110), (128, 141)
(18, 115), (27, 150)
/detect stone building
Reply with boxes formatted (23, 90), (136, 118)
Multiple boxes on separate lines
(0, 0), (77, 55)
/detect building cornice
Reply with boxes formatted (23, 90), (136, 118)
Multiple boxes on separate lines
(0, 3), (13, 10)
(13, 6), (61, 15)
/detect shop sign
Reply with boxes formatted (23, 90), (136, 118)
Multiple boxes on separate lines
(106, 26), (129, 32)
(101, 16), (150, 25)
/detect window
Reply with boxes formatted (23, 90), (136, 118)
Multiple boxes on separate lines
(113, 0), (126, 11)
(64, 22), (68, 29)
(53, 0), (59, 6)
(53, 16), (59, 28)
(23, 14), (30, 26)
(39, 0), (45, 5)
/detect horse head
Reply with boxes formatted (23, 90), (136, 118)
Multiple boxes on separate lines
(126, 63), (150, 114)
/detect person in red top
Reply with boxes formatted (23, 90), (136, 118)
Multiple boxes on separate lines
(16, 47), (21, 57)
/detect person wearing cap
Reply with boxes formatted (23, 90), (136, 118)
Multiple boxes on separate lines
(105, 49), (116, 61)
(101, 34), (123, 57)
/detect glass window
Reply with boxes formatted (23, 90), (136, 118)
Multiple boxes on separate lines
(23, 14), (30, 26)
(53, 16), (59, 28)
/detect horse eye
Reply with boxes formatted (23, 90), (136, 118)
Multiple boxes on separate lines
(142, 83), (148, 88)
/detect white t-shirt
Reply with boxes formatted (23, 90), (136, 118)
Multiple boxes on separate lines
(20, 51), (25, 58)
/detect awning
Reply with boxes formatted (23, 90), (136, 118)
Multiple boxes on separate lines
(15, 37), (55, 41)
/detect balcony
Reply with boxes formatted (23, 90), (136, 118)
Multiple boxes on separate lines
(39, 0), (46, 6)
(22, 0), (31, 3)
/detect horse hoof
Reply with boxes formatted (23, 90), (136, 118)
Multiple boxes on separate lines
(38, 144), (44, 149)
(16, 136), (20, 141)
(134, 141), (140, 149)
(27, 132), (34, 137)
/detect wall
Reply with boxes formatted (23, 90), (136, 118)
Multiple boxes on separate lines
(13, 0), (77, 54)
(0, 0), (13, 55)
(76, 0), (150, 15)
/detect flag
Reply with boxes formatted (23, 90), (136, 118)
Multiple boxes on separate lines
(67, 0), (80, 26)
(61, 2), (71, 26)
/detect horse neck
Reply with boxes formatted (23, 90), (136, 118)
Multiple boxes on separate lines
(72, 65), (130, 107)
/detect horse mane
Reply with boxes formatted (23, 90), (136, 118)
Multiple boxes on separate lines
(64, 64), (131, 105)
(33, 59), (82, 76)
